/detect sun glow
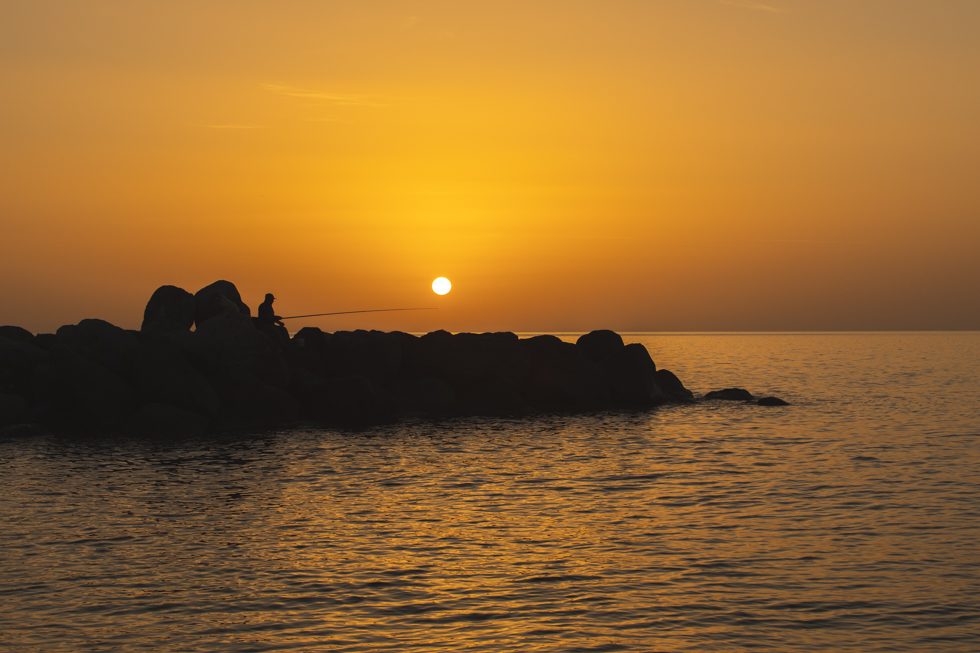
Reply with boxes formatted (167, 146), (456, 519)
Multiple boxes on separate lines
(432, 277), (452, 295)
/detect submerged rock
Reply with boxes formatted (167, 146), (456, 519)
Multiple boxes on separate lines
(758, 396), (790, 406)
(704, 388), (754, 401)
(656, 369), (694, 402)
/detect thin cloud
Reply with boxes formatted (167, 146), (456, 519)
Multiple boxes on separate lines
(195, 124), (264, 129)
(720, 0), (784, 12)
(264, 84), (388, 107)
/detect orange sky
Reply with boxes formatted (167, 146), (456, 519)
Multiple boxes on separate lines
(1, 0), (978, 333)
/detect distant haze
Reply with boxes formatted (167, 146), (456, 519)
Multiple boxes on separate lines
(1, 1), (978, 333)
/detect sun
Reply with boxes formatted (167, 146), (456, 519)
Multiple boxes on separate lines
(432, 277), (452, 295)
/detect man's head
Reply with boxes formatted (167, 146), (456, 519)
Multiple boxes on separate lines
(265, 293), (275, 302)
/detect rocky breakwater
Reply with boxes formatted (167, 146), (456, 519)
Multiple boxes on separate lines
(0, 280), (700, 436)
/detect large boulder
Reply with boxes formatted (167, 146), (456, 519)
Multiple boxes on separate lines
(521, 335), (609, 410)
(45, 344), (135, 431)
(56, 319), (139, 381)
(655, 369), (694, 402)
(131, 335), (220, 418)
(389, 376), (456, 417)
(0, 326), (36, 347)
(324, 330), (402, 386)
(191, 307), (289, 389)
(193, 280), (251, 327)
(124, 403), (210, 437)
(599, 343), (664, 406)
(141, 285), (196, 334)
(457, 371), (532, 417)
(576, 330), (625, 364)
(758, 396), (790, 406)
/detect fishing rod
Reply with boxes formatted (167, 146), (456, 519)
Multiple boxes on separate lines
(280, 307), (438, 320)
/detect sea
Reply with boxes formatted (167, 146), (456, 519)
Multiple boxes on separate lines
(1, 332), (978, 652)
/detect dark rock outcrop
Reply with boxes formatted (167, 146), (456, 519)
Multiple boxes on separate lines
(758, 396), (790, 406)
(0, 393), (30, 427)
(325, 330), (402, 386)
(599, 343), (664, 406)
(193, 280), (251, 327)
(45, 344), (135, 431)
(522, 335), (608, 410)
(141, 285), (196, 334)
(656, 369), (694, 402)
(132, 335), (220, 419)
(704, 388), (754, 401)
(576, 329), (625, 364)
(56, 319), (139, 381)
(0, 336), (48, 396)
(0, 326), (36, 347)
(390, 376), (456, 417)
(125, 403), (210, 437)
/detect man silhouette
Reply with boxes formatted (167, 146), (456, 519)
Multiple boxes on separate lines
(256, 293), (289, 348)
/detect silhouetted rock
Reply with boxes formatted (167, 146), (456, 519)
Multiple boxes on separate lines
(704, 388), (754, 401)
(0, 393), (29, 427)
(389, 376), (456, 417)
(34, 333), (57, 350)
(599, 343), (664, 406)
(522, 335), (609, 410)
(132, 335), (220, 419)
(0, 326), (35, 347)
(576, 330), (625, 364)
(125, 403), (210, 437)
(458, 371), (532, 417)
(403, 331), (530, 391)
(141, 285), (196, 334)
(326, 330), (402, 385)
(0, 336), (48, 396)
(193, 280), (251, 327)
(656, 369), (694, 402)
(191, 307), (288, 388)
(758, 396), (790, 406)
(56, 319), (139, 381)
(45, 344), (134, 431)
(208, 370), (298, 430)
(292, 374), (393, 425)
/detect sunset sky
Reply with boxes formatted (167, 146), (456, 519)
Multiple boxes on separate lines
(1, 0), (978, 334)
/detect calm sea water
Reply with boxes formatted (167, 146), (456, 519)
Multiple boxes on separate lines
(2, 333), (978, 652)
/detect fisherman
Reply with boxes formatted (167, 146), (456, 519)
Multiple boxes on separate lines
(256, 293), (290, 349)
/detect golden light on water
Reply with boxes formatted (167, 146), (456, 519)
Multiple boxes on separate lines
(432, 277), (452, 296)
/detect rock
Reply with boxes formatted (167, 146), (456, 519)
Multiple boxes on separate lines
(0, 423), (44, 438)
(598, 343), (664, 406)
(141, 285), (196, 334)
(193, 280), (251, 327)
(208, 371), (298, 430)
(56, 319), (139, 381)
(389, 376), (456, 417)
(46, 344), (134, 431)
(458, 371), (531, 417)
(576, 330), (625, 364)
(0, 393), (29, 427)
(292, 374), (393, 425)
(655, 369), (694, 402)
(403, 331), (530, 391)
(125, 403), (210, 437)
(34, 334), (57, 351)
(0, 336), (48, 395)
(758, 396), (790, 406)
(131, 335), (220, 418)
(521, 335), (609, 410)
(704, 388), (754, 401)
(287, 327), (332, 375)
(0, 326), (35, 347)
(325, 330), (402, 386)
